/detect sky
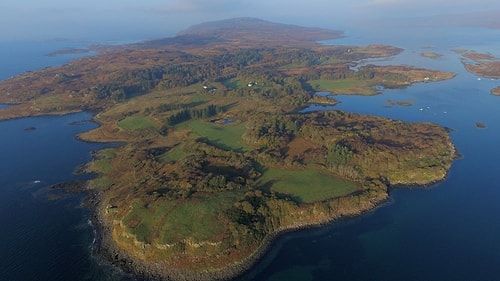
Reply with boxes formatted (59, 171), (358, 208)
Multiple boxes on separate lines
(1, 0), (499, 42)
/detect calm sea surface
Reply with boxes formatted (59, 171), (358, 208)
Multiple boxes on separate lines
(0, 41), (132, 281)
(1, 25), (500, 281)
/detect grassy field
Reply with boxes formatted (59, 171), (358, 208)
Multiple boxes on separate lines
(159, 191), (244, 243)
(188, 120), (252, 152)
(159, 119), (251, 162)
(259, 168), (357, 203)
(158, 143), (187, 163)
(118, 116), (157, 130)
(189, 93), (209, 104)
(308, 79), (376, 95)
(223, 79), (248, 89)
(90, 148), (116, 174)
(122, 200), (177, 243)
(123, 192), (244, 244)
(87, 148), (116, 188)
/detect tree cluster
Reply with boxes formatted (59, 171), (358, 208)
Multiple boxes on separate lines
(165, 104), (223, 126)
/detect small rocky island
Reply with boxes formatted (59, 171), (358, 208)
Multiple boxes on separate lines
(421, 52), (443, 59)
(475, 121), (487, 128)
(0, 18), (458, 281)
(46, 47), (90, 57)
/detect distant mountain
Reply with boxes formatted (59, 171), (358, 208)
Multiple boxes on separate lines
(141, 18), (342, 48)
(176, 17), (343, 43)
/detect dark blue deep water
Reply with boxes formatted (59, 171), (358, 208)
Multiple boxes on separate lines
(0, 41), (130, 281)
(0, 112), (122, 281)
(1, 25), (500, 281)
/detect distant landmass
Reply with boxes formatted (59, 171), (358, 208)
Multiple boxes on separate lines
(142, 17), (343, 48)
(178, 17), (343, 41)
(46, 47), (90, 57)
(0, 18), (457, 281)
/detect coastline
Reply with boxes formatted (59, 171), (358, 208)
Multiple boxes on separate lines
(82, 126), (456, 281)
(84, 139), (456, 281)
(88, 184), (389, 281)
(0, 77), (458, 281)
(0, 74), (458, 281)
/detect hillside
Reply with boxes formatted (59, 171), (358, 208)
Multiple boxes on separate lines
(177, 17), (343, 42)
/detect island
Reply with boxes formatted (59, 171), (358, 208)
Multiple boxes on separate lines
(46, 47), (91, 57)
(385, 99), (415, 107)
(421, 52), (443, 59)
(0, 18), (458, 281)
(475, 121), (487, 128)
(454, 49), (500, 95)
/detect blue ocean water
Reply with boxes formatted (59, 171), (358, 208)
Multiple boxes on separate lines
(0, 40), (94, 81)
(1, 24), (500, 281)
(0, 41), (131, 281)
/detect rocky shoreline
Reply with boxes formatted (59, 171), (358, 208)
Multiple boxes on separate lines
(82, 130), (457, 281)
(86, 183), (390, 281)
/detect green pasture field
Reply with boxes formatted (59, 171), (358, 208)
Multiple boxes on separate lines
(122, 200), (177, 243)
(259, 167), (357, 203)
(158, 143), (187, 163)
(223, 79), (247, 89)
(188, 120), (252, 152)
(123, 192), (244, 244)
(88, 148), (116, 188)
(160, 119), (250, 162)
(159, 191), (244, 243)
(308, 79), (376, 95)
(118, 116), (157, 130)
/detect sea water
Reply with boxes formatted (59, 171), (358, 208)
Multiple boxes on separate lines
(0, 41), (132, 281)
